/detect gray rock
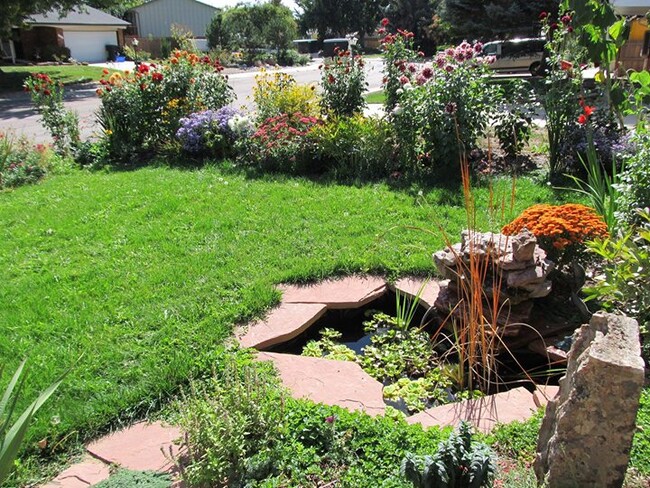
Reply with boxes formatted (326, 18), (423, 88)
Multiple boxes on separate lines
(511, 228), (537, 261)
(507, 259), (554, 288)
(535, 312), (645, 488)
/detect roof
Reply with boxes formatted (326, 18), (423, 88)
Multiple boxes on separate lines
(131, 0), (298, 12)
(611, 0), (650, 15)
(26, 5), (130, 26)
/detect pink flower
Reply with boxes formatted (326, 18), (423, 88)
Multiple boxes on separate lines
(381, 17), (390, 27)
(399, 75), (409, 85)
(325, 415), (335, 423)
(539, 11), (548, 20)
(422, 66), (433, 79)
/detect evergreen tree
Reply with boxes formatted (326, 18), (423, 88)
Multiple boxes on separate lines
(439, 0), (560, 40)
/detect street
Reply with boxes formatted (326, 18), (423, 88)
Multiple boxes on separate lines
(0, 58), (385, 143)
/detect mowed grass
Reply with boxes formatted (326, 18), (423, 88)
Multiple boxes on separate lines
(0, 65), (117, 92)
(364, 90), (386, 104)
(0, 166), (559, 479)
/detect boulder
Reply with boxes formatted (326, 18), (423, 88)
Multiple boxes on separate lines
(535, 312), (645, 488)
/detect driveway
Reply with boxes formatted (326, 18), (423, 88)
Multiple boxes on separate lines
(0, 58), (385, 144)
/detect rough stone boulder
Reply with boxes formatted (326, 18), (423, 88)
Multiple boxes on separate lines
(535, 312), (645, 488)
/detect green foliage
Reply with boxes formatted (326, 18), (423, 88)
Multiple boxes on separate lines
(297, 0), (383, 41)
(438, 0), (559, 41)
(536, 12), (583, 177)
(179, 355), (285, 487)
(584, 214), (650, 363)
(0, 167), (564, 482)
(390, 41), (495, 178)
(302, 328), (357, 361)
(97, 51), (233, 164)
(24, 73), (79, 156)
(308, 115), (394, 180)
(93, 470), (171, 487)
(561, 130), (621, 234)
(380, 25), (419, 112)
(487, 409), (544, 464)
(0, 132), (49, 189)
(631, 389), (650, 475)
(491, 80), (538, 159)
(320, 50), (367, 118)
(216, 3), (297, 56)
(616, 132), (650, 225)
(252, 70), (320, 122)
(1, 360), (62, 485)
(243, 113), (323, 174)
(401, 421), (496, 488)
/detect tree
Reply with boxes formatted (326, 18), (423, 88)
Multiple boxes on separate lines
(297, 0), (383, 41)
(208, 3), (297, 54)
(438, 0), (560, 41)
(384, 0), (440, 53)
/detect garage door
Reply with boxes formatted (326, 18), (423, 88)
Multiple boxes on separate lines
(64, 30), (117, 63)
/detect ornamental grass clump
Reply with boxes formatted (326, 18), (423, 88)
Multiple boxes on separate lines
(502, 203), (609, 269)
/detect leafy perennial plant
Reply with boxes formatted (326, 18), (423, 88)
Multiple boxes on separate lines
(97, 50), (234, 163)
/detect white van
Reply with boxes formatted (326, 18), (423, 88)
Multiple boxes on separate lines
(482, 38), (546, 75)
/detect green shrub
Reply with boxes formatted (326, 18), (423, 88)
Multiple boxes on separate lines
(401, 421), (496, 488)
(319, 50), (367, 117)
(93, 470), (171, 487)
(390, 41), (496, 179)
(487, 409), (544, 463)
(308, 115), (394, 179)
(97, 50), (233, 164)
(252, 70), (320, 122)
(278, 49), (310, 67)
(616, 132), (650, 225)
(631, 389), (650, 475)
(24, 73), (79, 156)
(178, 357), (285, 487)
(491, 80), (538, 159)
(585, 214), (650, 364)
(242, 112), (322, 174)
(0, 132), (51, 189)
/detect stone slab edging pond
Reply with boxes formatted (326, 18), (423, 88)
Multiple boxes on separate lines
(237, 275), (559, 432)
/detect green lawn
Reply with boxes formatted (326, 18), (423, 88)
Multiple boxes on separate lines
(0, 65), (116, 93)
(365, 90), (386, 104)
(0, 166), (560, 483)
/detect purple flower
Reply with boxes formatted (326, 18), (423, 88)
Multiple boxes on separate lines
(325, 415), (335, 423)
(176, 106), (242, 153)
(445, 102), (457, 115)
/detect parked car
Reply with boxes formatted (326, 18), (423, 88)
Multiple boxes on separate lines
(482, 38), (546, 75)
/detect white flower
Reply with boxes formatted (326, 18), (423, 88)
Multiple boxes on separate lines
(392, 104), (403, 115)
(403, 83), (414, 91)
(396, 88), (404, 96)
(132, 38), (139, 46)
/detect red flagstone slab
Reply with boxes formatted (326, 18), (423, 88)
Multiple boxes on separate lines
(257, 352), (385, 416)
(392, 278), (443, 309)
(42, 456), (110, 488)
(533, 385), (560, 408)
(238, 303), (327, 350)
(278, 276), (387, 309)
(406, 387), (539, 433)
(86, 421), (181, 472)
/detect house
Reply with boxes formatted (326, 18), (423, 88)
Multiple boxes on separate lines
(127, 0), (242, 39)
(127, 0), (299, 39)
(612, 0), (650, 71)
(14, 6), (129, 63)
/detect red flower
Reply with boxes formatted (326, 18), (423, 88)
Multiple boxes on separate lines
(378, 27), (386, 35)
(561, 14), (572, 25)
(102, 68), (109, 75)
(567, 26), (574, 33)
(137, 63), (149, 74)
(539, 12), (548, 20)
(43, 89), (51, 96)
(328, 74), (335, 83)
(152, 72), (163, 82)
(381, 17), (390, 26)
(560, 60), (573, 71)
(583, 105), (595, 117)
(578, 114), (587, 125)
(399, 75), (409, 85)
